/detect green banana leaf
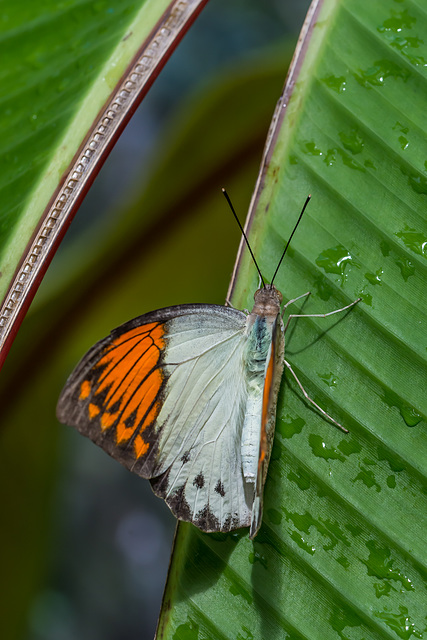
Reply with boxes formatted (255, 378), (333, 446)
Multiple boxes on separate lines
(1, 0), (426, 638)
(157, 1), (427, 638)
(0, 0), (208, 367)
(0, 51), (287, 638)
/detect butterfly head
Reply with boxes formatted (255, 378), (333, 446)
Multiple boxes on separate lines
(252, 284), (282, 316)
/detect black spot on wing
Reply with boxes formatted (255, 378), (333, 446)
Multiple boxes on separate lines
(223, 513), (249, 532)
(215, 480), (225, 497)
(124, 408), (137, 430)
(168, 485), (192, 521)
(151, 471), (192, 522)
(193, 472), (205, 489)
(195, 505), (220, 532)
(149, 468), (170, 498)
(181, 451), (190, 464)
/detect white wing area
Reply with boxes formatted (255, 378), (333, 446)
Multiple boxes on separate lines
(149, 308), (253, 532)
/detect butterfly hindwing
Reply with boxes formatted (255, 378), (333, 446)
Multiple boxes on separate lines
(57, 304), (258, 532)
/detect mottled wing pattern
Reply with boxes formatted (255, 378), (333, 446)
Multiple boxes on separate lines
(57, 304), (254, 532)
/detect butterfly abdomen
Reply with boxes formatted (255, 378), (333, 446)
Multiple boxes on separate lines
(241, 316), (274, 483)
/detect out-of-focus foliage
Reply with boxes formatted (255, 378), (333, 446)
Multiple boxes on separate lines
(0, 0), (175, 300)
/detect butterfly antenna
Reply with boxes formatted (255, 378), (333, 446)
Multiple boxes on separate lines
(222, 188), (266, 288)
(270, 195), (311, 286)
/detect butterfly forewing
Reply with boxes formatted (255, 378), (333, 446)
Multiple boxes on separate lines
(57, 304), (260, 532)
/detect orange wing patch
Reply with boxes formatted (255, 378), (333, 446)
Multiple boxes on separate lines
(81, 322), (166, 460)
(80, 380), (91, 400)
(88, 403), (100, 419)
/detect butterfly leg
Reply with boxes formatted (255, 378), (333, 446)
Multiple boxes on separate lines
(284, 359), (348, 433)
(283, 297), (361, 334)
(281, 291), (311, 316)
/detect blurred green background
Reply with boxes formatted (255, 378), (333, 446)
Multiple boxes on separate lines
(0, 1), (310, 638)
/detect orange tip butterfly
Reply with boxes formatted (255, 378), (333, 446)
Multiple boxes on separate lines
(57, 192), (360, 539)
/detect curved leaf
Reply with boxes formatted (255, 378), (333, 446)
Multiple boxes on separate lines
(0, 0), (208, 368)
(0, 54), (285, 638)
(157, 1), (427, 638)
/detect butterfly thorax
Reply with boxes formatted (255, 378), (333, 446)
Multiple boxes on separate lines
(244, 284), (283, 381)
(244, 317), (269, 376)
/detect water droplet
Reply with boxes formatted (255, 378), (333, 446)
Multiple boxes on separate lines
(365, 269), (383, 285)
(400, 165), (427, 194)
(380, 241), (391, 257)
(287, 468), (311, 491)
(339, 128), (364, 154)
(377, 444), (406, 473)
(301, 141), (323, 156)
(395, 257), (415, 281)
(314, 274), (335, 300)
(395, 226), (427, 258)
(386, 475), (397, 489)
(322, 74), (347, 93)
(364, 159), (377, 169)
(374, 582), (392, 598)
(384, 34), (426, 66)
(278, 415), (305, 439)
(309, 434), (346, 461)
(324, 148), (337, 167)
(338, 438), (362, 456)
(375, 605), (422, 639)
(353, 466), (381, 492)
(364, 540), (416, 591)
(399, 404), (422, 426)
(338, 148), (366, 172)
(290, 531), (315, 555)
(336, 555), (350, 569)
(393, 121), (409, 134)
(357, 287), (372, 306)
(398, 135), (409, 150)
(173, 617), (199, 640)
(318, 371), (337, 388)
(236, 626), (254, 640)
(319, 517), (351, 548)
(248, 548), (268, 569)
(377, 8), (416, 32)
(354, 59), (410, 87)
(229, 583), (252, 605)
(329, 605), (363, 636)
(316, 245), (357, 285)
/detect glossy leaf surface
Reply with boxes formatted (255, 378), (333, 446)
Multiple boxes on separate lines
(0, 0), (207, 367)
(157, 1), (427, 638)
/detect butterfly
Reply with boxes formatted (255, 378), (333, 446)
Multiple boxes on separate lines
(57, 193), (360, 539)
